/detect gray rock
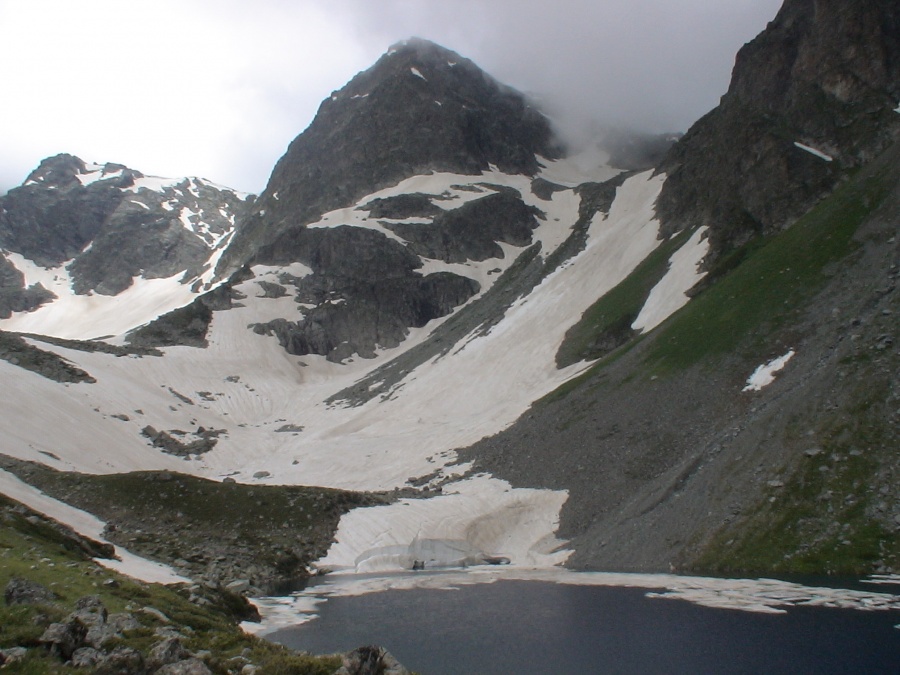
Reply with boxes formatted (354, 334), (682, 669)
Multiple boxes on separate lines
(148, 637), (190, 669)
(71, 646), (103, 668)
(155, 657), (214, 675)
(4, 577), (56, 606)
(108, 612), (141, 633)
(0, 647), (29, 667)
(39, 621), (86, 660)
(225, 579), (251, 593)
(94, 645), (145, 674)
(336, 645), (411, 675)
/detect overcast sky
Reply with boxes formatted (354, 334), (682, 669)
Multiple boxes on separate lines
(0, 0), (783, 195)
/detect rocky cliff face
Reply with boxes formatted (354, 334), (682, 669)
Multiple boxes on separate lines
(219, 38), (559, 273)
(657, 0), (900, 259)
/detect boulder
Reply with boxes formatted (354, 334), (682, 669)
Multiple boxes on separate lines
(155, 657), (214, 675)
(4, 577), (56, 606)
(39, 621), (87, 660)
(93, 646), (145, 674)
(148, 637), (191, 670)
(336, 645), (410, 675)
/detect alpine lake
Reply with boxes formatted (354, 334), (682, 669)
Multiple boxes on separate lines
(259, 569), (900, 674)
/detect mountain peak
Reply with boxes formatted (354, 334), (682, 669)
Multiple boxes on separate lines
(219, 39), (559, 273)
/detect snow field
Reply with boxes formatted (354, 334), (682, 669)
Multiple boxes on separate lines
(2, 163), (675, 575)
(0, 257), (206, 340)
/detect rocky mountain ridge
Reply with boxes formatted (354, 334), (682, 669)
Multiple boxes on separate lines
(218, 38), (560, 274)
(0, 154), (251, 326)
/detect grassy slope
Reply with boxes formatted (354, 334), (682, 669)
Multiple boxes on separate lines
(0, 493), (341, 674)
(0, 457), (388, 591)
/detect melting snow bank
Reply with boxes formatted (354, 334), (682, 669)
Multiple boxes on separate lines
(0, 469), (188, 585)
(314, 475), (570, 574)
(743, 350), (795, 391)
(244, 568), (900, 634)
(632, 226), (709, 332)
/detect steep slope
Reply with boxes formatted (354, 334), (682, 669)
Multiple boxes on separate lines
(464, 0), (900, 575)
(0, 155), (251, 338)
(657, 0), (900, 258)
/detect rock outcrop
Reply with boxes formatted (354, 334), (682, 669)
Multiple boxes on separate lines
(657, 0), (900, 259)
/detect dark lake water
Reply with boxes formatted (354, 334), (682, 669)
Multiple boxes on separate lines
(269, 578), (900, 674)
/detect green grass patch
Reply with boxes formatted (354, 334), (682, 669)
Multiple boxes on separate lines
(644, 159), (895, 373)
(690, 374), (899, 576)
(556, 228), (693, 368)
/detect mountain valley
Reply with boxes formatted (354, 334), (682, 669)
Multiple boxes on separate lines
(0, 0), (898, 670)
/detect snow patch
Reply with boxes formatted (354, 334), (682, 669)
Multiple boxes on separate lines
(316, 475), (570, 573)
(410, 67), (427, 81)
(76, 168), (125, 187)
(632, 227), (709, 333)
(126, 175), (185, 193)
(743, 350), (795, 392)
(794, 142), (833, 162)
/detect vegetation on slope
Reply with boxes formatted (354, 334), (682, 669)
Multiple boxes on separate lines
(0, 493), (342, 673)
(555, 227), (693, 368)
(644, 154), (896, 374)
(0, 457), (388, 593)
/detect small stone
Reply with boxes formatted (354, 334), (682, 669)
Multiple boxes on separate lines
(0, 647), (28, 667)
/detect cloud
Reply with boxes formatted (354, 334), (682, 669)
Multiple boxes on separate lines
(0, 0), (783, 195)
(340, 0), (784, 140)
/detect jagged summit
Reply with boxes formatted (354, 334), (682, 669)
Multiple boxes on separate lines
(219, 38), (559, 273)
